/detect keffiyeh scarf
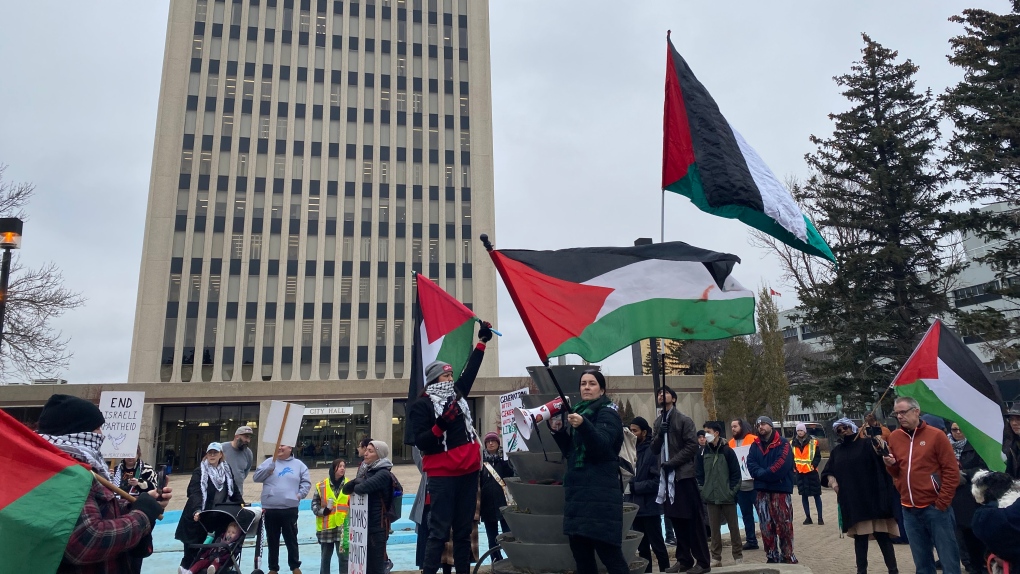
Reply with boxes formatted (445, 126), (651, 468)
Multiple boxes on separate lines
(656, 409), (677, 505)
(833, 417), (859, 434)
(39, 431), (111, 481)
(426, 380), (476, 450)
(949, 434), (968, 460)
(200, 459), (234, 510)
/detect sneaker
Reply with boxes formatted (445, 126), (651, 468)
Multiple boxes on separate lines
(818, 517), (824, 525)
(207, 567), (216, 574)
(734, 559), (744, 565)
(742, 542), (759, 550)
(711, 560), (722, 567)
(179, 568), (190, 574)
(687, 566), (711, 574)
(803, 517), (813, 525)
(664, 563), (691, 573)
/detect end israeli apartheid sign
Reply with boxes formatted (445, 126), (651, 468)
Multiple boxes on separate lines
(99, 391), (145, 459)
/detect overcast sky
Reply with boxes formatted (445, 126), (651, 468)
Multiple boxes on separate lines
(0, 0), (1006, 383)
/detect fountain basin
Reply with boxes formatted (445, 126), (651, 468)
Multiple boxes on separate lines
(501, 503), (639, 544)
(504, 478), (564, 515)
(497, 530), (644, 573)
(509, 451), (567, 483)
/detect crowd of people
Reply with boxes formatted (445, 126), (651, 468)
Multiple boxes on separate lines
(31, 332), (1020, 574)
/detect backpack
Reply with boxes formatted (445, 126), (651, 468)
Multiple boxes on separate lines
(384, 473), (404, 522)
(619, 426), (638, 493)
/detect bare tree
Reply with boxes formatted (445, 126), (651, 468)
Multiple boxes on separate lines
(0, 165), (85, 383)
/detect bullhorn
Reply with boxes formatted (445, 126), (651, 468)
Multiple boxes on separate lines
(513, 397), (568, 440)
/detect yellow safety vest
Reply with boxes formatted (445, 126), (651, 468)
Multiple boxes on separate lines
(793, 438), (816, 474)
(315, 479), (350, 532)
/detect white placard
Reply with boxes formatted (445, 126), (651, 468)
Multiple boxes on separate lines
(99, 391), (145, 459)
(499, 388), (530, 460)
(733, 445), (752, 481)
(262, 400), (305, 449)
(348, 492), (368, 574)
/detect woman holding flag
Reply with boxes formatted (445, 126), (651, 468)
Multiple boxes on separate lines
(549, 369), (630, 574)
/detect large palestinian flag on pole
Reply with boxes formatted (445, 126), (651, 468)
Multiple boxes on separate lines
(404, 273), (477, 443)
(0, 408), (94, 573)
(487, 241), (755, 362)
(662, 32), (835, 263)
(891, 319), (1007, 471)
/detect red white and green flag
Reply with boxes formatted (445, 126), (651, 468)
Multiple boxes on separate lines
(0, 408), (94, 573)
(488, 241), (755, 362)
(404, 273), (477, 441)
(891, 319), (1007, 471)
(662, 33), (835, 263)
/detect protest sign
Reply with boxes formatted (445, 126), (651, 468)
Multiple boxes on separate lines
(99, 391), (145, 459)
(733, 445), (751, 481)
(348, 493), (368, 574)
(262, 400), (304, 457)
(499, 388), (530, 460)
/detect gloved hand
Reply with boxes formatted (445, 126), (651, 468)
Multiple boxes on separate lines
(131, 492), (165, 525)
(478, 321), (493, 342)
(659, 417), (670, 437)
(435, 398), (462, 431)
(321, 506), (332, 515)
(342, 478), (362, 495)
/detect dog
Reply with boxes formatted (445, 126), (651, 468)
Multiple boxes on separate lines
(970, 470), (1020, 574)
(971, 469), (1020, 507)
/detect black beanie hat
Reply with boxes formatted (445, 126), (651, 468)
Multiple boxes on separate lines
(660, 386), (677, 401)
(630, 416), (652, 433)
(37, 394), (105, 435)
(581, 368), (607, 390)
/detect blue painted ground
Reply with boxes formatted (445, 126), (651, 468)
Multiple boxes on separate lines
(141, 496), (743, 573)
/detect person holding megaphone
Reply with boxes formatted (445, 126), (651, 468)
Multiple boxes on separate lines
(408, 320), (493, 574)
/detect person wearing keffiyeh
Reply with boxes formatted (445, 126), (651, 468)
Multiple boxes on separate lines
(36, 394), (169, 574)
(175, 442), (243, 570)
(407, 321), (492, 574)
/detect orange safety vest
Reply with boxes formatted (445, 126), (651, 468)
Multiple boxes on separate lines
(728, 434), (755, 449)
(793, 438), (817, 474)
(315, 479), (350, 535)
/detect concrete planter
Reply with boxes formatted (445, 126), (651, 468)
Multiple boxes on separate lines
(501, 502), (638, 545)
(492, 556), (649, 574)
(497, 531), (644, 573)
(504, 478), (564, 515)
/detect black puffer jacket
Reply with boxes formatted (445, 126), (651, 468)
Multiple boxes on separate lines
(351, 464), (395, 535)
(627, 438), (662, 517)
(553, 397), (624, 546)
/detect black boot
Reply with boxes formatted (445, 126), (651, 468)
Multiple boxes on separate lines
(875, 533), (899, 574)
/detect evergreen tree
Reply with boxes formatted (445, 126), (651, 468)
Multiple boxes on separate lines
(943, 2), (1020, 364)
(794, 35), (963, 413)
(714, 337), (765, 423)
(640, 339), (686, 375)
(757, 288), (790, 423)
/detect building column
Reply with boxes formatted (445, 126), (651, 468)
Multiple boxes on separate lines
(140, 402), (156, 462)
(371, 398), (393, 448)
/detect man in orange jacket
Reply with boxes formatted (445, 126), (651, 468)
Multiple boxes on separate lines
(883, 397), (960, 574)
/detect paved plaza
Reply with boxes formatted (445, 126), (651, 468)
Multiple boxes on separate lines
(151, 464), (920, 574)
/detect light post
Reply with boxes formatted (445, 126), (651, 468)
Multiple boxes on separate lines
(0, 217), (24, 351)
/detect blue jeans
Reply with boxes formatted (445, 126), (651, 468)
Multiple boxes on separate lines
(736, 489), (758, 544)
(903, 505), (960, 574)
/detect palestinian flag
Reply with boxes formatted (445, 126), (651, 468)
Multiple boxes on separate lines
(662, 32), (835, 263)
(891, 320), (1007, 471)
(488, 241), (755, 362)
(404, 273), (477, 443)
(0, 408), (94, 573)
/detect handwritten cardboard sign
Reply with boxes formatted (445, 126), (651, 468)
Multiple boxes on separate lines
(99, 391), (145, 459)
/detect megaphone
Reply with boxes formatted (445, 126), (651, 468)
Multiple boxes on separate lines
(513, 397), (568, 440)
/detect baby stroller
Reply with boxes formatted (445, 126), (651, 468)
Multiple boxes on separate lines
(183, 504), (266, 574)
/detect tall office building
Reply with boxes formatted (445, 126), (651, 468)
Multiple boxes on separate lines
(129, 0), (498, 384)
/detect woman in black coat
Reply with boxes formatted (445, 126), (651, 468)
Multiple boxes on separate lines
(949, 423), (989, 574)
(480, 431), (514, 561)
(343, 440), (395, 574)
(550, 369), (629, 574)
(820, 420), (898, 574)
(175, 442), (244, 568)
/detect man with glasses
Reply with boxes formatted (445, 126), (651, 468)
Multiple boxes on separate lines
(883, 397), (961, 574)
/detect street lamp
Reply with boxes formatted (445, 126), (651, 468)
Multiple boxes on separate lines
(0, 217), (23, 351)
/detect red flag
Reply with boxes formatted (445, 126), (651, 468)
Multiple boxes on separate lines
(769, 288), (782, 297)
